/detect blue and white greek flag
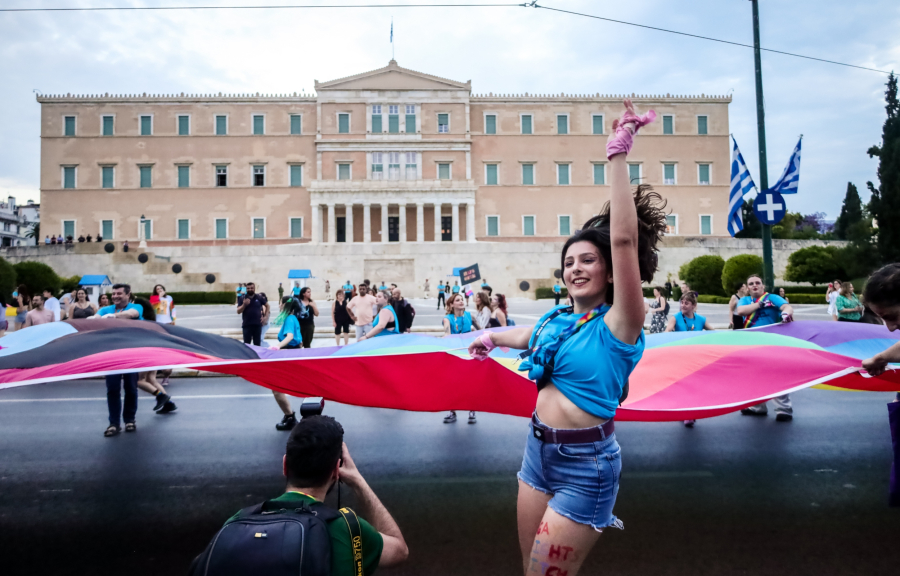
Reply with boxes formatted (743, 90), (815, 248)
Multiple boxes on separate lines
(770, 137), (802, 195)
(729, 136), (757, 236)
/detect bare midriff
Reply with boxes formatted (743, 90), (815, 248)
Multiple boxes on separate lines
(535, 382), (608, 430)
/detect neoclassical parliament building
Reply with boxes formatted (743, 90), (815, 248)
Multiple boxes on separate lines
(38, 60), (731, 246)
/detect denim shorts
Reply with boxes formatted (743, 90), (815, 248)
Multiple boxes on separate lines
(517, 413), (624, 531)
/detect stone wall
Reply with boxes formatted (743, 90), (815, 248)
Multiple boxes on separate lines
(1, 237), (847, 298)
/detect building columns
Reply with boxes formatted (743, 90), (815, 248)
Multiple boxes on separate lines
(381, 203), (389, 243)
(451, 202), (460, 242)
(345, 203), (354, 243)
(327, 203), (336, 244)
(466, 201), (476, 243)
(311, 203), (321, 244)
(434, 203), (443, 242)
(363, 203), (371, 243)
(416, 203), (424, 242)
(398, 203), (407, 243)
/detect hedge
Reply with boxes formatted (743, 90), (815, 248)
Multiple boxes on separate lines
(776, 285), (828, 294)
(696, 293), (826, 305)
(536, 287), (568, 299)
(679, 255), (727, 296)
(722, 254), (764, 294)
(132, 291), (236, 304)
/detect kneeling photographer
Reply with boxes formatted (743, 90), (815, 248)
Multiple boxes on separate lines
(191, 414), (408, 576)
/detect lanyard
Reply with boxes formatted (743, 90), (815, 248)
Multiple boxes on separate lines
(518, 304), (605, 360)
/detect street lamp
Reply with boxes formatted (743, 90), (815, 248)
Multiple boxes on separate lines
(139, 214), (147, 249)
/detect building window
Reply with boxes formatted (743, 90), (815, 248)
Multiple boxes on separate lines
(338, 163), (351, 180)
(371, 153), (383, 180)
(441, 216), (452, 241)
(139, 166), (152, 188)
(593, 164), (605, 185)
(252, 165), (265, 187)
(101, 166), (114, 189)
(592, 114), (604, 135)
(438, 113), (449, 133)
(697, 115), (708, 135)
(558, 215), (571, 236)
(290, 165), (303, 187)
(63, 220), (75, 239)
(290, 114), (302, 135)
(388, 105), (399, 133)
(102, 116), (114, 136)
(521, 114), (533, 135)
(101, 220), (113, 240)
(405, 105), (416, 133)
(666, 214), (678, 235)
(628, 163), (642, 183)
(371, 106), (382, 133)
(388, 152), (401, 180)
(485, 114), (497, 135)
(557, 115), (569, 135)
(663, 163), (676, 185)
(178, 165), (190, 188)
(290, 217), (303, 239)
(405, 152), (417, 180)
(178, 115), (190, 136)
(522, 164), (534, 186)
(338, 113), (350, 134)
(662, 115), (674, 135)
(438, 163), (451, 180)
(251, 114), (264, 135)
(557, 164), (570, 186)
(177, 219), (190, 240)
(700, 215), (712, 235)
(140, 115), (152, 136)
(253, 218), (266, 239)
(486, 215), (499, 237)
(486, 164), (498, 186)
(216, 166), (227, 187)
(215, 115), (227, 135)
(215, 218), (228, 239)
(64, 116), (76, 136)
(698, 163), (711, 185)
(523, 215), (535, 236)
(141, 219), (152, 241)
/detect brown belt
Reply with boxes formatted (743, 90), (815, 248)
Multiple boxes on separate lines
(531, 414), (615, 444)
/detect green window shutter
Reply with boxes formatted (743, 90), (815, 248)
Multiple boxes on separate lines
(371, 114), (382, 133)
(486, 164), (498, 185)
(63, 167), (76, 188)
(290, 165), (303, 187)
(102, 166), (114, 189)
(338, 164), (350, 180)
(438, 164), (450, 180)
(63, 221), (75, 238)
(701, 215), (712, 235)
(178, 116), (189, 135)
(338, 114), (350, 134)
(558, 164), (569, 185)
(140, 116), (152, 136)
(102, 220), (113, 239)
(666, 215), (677, 233)
(522, 164), (534, 186)
(140, 166), (152, 188)
(557, 115), (568, 135)
(253, 115), (264, 135)
(698, 164), (710, 184)
(438, 114), (449, 132)
(592, 115), (603, 135)
(64, 117), (75, 136)
(698, 116), (708, 135)
(143, 220), (152, 240)
(593, 164), (605, 185)
(405, 114), (416, 132)
(487, 216), (499, 236)
(559, 216), (571, 236)
(523, 216), (535, 236)
(290, 218), (303, 238)
(521, 115), (532, 135)
(253, 218), (265, 239)
(664, 164), (675, 183)
(628, 164), (641, 183)
(485, 115), (496, 134)
(215, 219), (227, 239)
(178, 166), (190, 188)
(663, 116), (673, 135)
(102, 116), (114, 136)
(178, 220), (190, 239)
(290, 115), (302, 135)
(388, 114), (399, 133)
(216, 115), (227, 135)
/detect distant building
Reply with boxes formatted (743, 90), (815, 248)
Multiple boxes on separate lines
(0, 196), (39, 247)
(36, 60), (731, 244)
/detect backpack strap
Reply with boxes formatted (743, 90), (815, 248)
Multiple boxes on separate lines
(339, 507), (364, 576)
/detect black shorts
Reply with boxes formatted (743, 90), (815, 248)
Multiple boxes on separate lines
(335, 323), (350, 335)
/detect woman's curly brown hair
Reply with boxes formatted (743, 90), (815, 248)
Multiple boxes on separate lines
(561, 184), (668, 304)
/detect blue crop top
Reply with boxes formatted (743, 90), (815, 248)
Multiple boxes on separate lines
(444, 311), (473, 334)
(673, 312), (706, 332)
(518, 305), (645, 420)
(372, 304), (399, 336)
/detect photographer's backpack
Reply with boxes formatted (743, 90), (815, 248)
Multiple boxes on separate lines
(188, 499), (362, 576)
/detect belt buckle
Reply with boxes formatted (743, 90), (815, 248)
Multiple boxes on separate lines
(532, 426), (545, 441)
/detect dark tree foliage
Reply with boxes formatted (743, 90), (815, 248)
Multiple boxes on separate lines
(834, 182), (864, 240)
(784, 245), (845, 285)
(867, 72), (900, 263)
(679, 255), (727, 296)
(0, 257), (16, 302)
(735, 200), (761, 238)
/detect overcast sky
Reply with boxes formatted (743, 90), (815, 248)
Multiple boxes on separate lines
(1, 0), (897, 218)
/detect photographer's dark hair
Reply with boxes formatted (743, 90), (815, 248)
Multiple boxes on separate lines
(133, 297), (156, 321)
(561, 185), (667, 304)
(285, 415), (344, 488)
(863, 263), (900, 308)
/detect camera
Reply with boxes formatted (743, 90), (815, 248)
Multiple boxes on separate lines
(299, 397), (325, 419)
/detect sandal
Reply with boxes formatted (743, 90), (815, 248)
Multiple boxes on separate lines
(125, 422), (137, 433)
(104, 425), (120, 437)
(606, 99), (657, 159)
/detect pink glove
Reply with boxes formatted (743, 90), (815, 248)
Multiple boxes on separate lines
(606, 107), (656, 159)
(470, 332), (509, 361)
(269, 344), (280, 350)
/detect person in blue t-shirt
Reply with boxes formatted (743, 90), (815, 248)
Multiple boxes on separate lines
(358, 290), (400, 341)
(735, 274), (795, 421)
(553, 281), (563, 305)
(342, 280), (353, 299)
(451, 281), (460, 295)
(436, 281), (446, 309)
(468, 100), (668, 572)
(665, 292), (713, 428)
(97, 283), (144, 437)
(442, 293), (482, 425)
(267, 297), (304, 431)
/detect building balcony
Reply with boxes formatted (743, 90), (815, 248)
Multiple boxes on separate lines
(308, 178), (476, 205)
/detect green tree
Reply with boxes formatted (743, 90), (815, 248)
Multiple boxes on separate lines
(679, 255), (726, 296)
(0, 257), (17, 301)
(721, 254), (764, 294)
(834, 182), (864, 240)
(867, 72), (900, 263)
(834, 214), (881, 279)
(12, 261), (62, 297)
(735, 200), (761, 238)
(784, 245), (846, 285)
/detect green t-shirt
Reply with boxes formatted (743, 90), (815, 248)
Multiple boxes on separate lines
(228, 491), (384, 576)
(836, 294), (862, 321)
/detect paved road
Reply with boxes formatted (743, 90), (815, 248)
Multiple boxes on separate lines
(0, 377), (896, 575)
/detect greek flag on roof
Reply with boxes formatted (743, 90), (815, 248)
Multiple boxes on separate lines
(728, 135), (757, 237)
(769, 137), (802, 195)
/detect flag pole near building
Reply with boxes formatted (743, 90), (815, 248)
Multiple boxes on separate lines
(751, 0), (775, 292)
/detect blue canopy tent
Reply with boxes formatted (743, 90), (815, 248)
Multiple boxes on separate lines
(287, 269), (314, 291)
(78, 275), (112, 305)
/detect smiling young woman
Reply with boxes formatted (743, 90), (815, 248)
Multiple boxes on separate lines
(469, 100), (668, 576)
